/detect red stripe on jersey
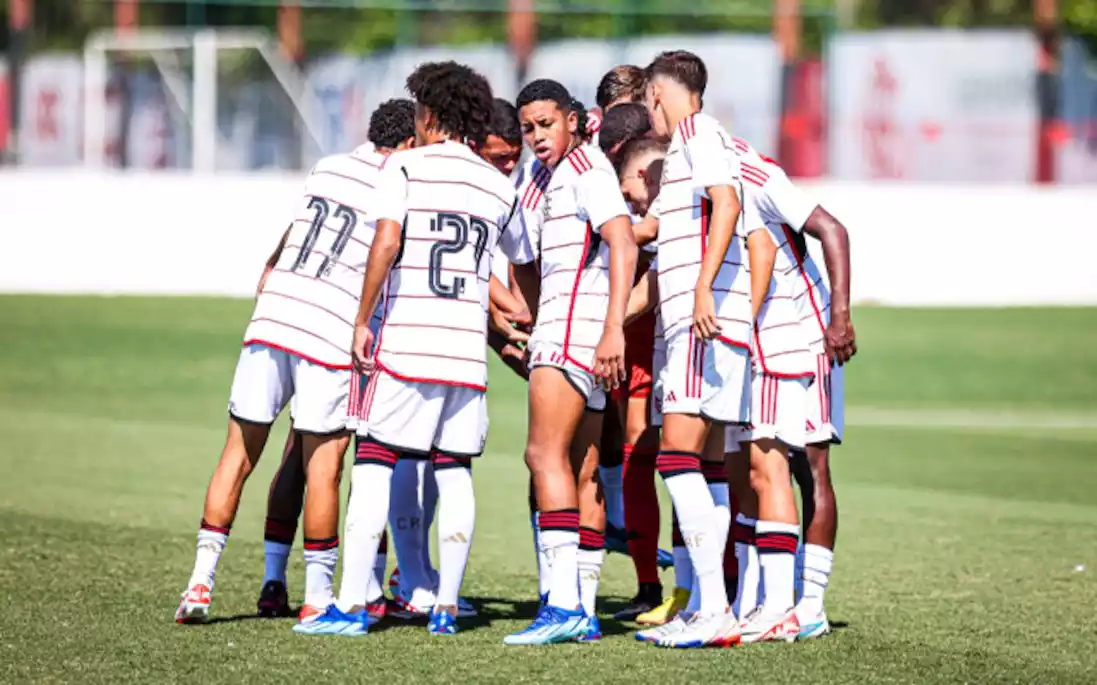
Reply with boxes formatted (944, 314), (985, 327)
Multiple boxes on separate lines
(741, 162), (770, 181)
(270, 268), (359, 301)
(284, 245), (365, 274)
(545, 213), (579, 223)
(422, 152), (497, 173)
(375, 361), (487, 393)
(312, 169), (375, 188)
(349, 154), (381, 169)
(406, 207), (499, 228)
(782, 223), (827, 336)
(522, 167), (551, 209)
(260, 290), (355, 328)
(575, 148), (592, 173)
(407, 177), (511, 206)
(562, 222), (595, 373)
(741, 168), (767, 188)
(382, 322), (483, 336)
(242, 337), (352, 371)
(245, 319), (349, 360)
(542, 240), (588, 254)
(379, 349), (486, 366)
(292, 218), (371, 250)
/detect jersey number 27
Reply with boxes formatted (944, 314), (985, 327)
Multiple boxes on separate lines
(428, 212), (489, 299)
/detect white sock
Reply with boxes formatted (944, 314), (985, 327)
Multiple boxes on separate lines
(532, 513), (552, 599)
(600, 465), (625, 530)
(337, 460), (393, 611)
(539, 509), (580, 610)
(303, 541), (339, 609)
(432, 460), (476, 608)
(658, 461), (726, 615)
(577, 547), (605, 616)
(367, 533), (387, 603)
(733, 514), (760, 618)
(263, 541), (291, 585)
(799, 543), (834, 617)
(756, 520), (799, 615)
(672, 545), (693, 591)
(188, 524), (228, 589)
(389, 459), (431, 594)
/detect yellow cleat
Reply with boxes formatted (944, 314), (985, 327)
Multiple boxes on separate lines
(636, 586), (690, 626)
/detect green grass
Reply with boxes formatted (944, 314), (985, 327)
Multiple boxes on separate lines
(1, 296), (1096, 684)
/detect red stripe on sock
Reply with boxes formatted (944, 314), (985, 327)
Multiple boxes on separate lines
(579, 526), (605, 550)
(538, 509), (580, 531)
(303, 536), (340, 551)
(756, 532), (799, 554)
(701, 461), (727, 483)
(264, 517), (296, 543)
(200, 519), (231, 535)
(356, 438), (399, 465)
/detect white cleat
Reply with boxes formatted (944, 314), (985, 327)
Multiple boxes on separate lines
(794, 605), (831, 640)
(175, 583), (211, 624)
(655, 610), (740, 649)
(740, 606), (800, 644)
(635, 613), (690, 643)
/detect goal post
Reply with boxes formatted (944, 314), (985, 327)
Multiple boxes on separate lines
(82, 28), (325, 172)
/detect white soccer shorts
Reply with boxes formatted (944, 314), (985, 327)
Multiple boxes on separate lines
(805, 353), (845, 445)
(659, 333), (751, 425)
(358, 371), (488, 457)
(227, 343), (350, 434)
(527, 341), (607, 412)
(747, 372), (810, 450)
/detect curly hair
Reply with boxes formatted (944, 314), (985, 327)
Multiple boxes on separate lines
(488, 98), (522, 146)
(571, 98), (591, 142)
(405, 61), (494, 145)
(367, 98), (416, 149)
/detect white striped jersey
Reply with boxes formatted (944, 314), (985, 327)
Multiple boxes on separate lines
(654, 111), (751, 348)
(529, 144), (630, 370)
(243, 143), (384, 370)
(732, 138), (830, 357)
(370, 140), (532, 391)
(513, 155), (551, 261)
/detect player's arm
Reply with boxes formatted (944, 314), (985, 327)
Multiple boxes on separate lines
(508, 263), (531, 316)
(489, 275), (531, 345)
(746, 228), (777, 321)
(256, 223), (291, 296)
(624, 266), (659, 326)
(352, 160), (408, 372)
(631, 211), (660, 246)
(498, 197), (541, 326)
(512, 262), (541, 324)
(599, 213), (638, 388)
(803, 206), (856, 364)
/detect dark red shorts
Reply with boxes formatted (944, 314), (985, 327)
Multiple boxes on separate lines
(613, 310), (656, 403)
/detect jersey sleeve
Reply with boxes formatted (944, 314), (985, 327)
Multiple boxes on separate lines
(575, 167), (629, 231)
(755, 166), (818, 231)
(499, 196), (536, 266)
(687, 119), (738, 190)
(372, 155), (410, 225)
(738, 192), (767, 238)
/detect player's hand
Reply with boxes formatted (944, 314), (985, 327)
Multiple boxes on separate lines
(824, 310), (857, 366)
(500, 342), (531, 381)
(503, 307), (533, 329)
(490, 307), (530, 345)
(693, 285), (721, 341)
(351, 323), (376, 374)
(594, 324), (627, 391)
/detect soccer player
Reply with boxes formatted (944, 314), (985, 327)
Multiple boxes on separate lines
(505, 79), (638, 645)
(598, 102), (653, 167)
(323, 61), (532, 637)
(629, 50), (748, 648)
(174, 98), (415, 627)
(723, 139), (855, 640)
(596, 64), (647, 113)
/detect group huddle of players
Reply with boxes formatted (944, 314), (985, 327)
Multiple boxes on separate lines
(174, 50), (857, 648)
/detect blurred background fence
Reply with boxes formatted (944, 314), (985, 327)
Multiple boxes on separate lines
(1, 0), (1095, 182)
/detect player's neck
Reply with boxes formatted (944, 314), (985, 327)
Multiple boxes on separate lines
(665, 99), (700, 138)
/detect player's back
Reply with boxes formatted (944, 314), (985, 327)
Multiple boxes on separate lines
(732, 137), (830, 356)
(656, 112), (751, 349)
(245, 144), (384, 369)
(373, 140), (518, 391)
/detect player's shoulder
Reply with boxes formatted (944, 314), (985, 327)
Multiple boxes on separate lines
(562, 143), (614, 177)
(680, 111), (732, 144)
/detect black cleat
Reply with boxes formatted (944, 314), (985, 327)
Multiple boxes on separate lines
(257, 580), (292, 618)
(612, 582), (664, 621)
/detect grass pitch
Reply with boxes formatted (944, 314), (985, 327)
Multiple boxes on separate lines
(1, 296), (1096, 684)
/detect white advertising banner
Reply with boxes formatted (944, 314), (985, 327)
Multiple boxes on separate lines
(19, 54), (84, 166)
(2, 172), (1095, 306)
(829, 30), (1039, 182)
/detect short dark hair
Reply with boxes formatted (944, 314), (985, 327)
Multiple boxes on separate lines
(487, 98), (521, 146)
(645, 50), (707, 96)
(596, 65), (646, 110)
(598, 102), (651, 157)
(571, 99), (591, 142)
(617, 136), (667, 172)
(367, 98), (415, 149)
(516, 78), (572, 111)
(406, 61), (494, 145)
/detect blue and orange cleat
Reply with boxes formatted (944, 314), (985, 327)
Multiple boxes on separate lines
(292, 604), (369, 637)
(428, 606), (458, 635)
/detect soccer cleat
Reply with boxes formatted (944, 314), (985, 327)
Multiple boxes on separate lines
(604, 523), (630, 556)
(388, 567), (401, 596)
(366, 597), (387, 625)
(635, 614), (689, 643)
(503, 605), (586, 645)
(613, 582), (663, 621)
(637, 586), (690, 626)
(794, 608), (831, 640)
(739, 607), (800, 644)
(655, 609), (740, 649)
(175, 583), (211, 624)
(427, 606), (458, 635)
(389, 586), (434, 620)
(575, 615), (602, 642)
(656, 547), (675, 569)
(292, 605), (369, 637)
(297, 603), (326, 624)
(256, 580), (292, 618)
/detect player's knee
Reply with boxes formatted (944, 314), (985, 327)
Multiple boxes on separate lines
(524, 442), (565, 475)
